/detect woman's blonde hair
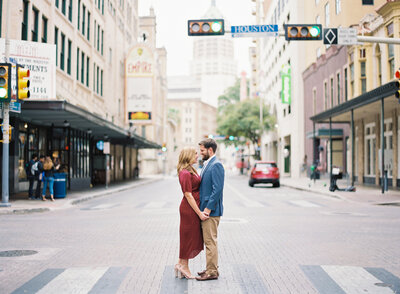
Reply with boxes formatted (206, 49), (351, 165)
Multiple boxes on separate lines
(43, 157), (53, 171)
(177, 147), (198, 175)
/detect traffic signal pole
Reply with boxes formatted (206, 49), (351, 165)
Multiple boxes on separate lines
(1, 0), (11, 207)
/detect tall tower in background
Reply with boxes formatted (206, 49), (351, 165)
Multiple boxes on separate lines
(189, 0), (237, 108)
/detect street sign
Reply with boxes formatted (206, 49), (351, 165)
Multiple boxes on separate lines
(231, 25), (278, 38)
(323, 28), (338, 45)
(324, 28), (358, 45)
(338, 28), (357, 45)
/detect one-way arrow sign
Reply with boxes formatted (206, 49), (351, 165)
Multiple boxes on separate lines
(323, 28), (338, 45)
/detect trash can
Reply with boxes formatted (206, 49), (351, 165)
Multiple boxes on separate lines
(54, 173), (67, 198)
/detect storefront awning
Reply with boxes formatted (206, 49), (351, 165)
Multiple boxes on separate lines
(13, 100), (160, 149)
(306, 128), (343, 139)
(310, 81), (399, 123)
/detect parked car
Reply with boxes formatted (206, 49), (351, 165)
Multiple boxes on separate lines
(249, 161), (280, 187)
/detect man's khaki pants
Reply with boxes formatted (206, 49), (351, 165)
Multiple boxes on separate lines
(201, 216), (220, 276)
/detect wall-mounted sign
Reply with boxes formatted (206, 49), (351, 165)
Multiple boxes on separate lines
(126, 45), (154, 123)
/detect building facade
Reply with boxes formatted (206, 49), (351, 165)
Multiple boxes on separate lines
(0, 0), (161, 195)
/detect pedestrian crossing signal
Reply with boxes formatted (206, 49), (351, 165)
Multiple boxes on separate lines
(16, 65), (30, 102)
(188, 19), (224, 36)
(0, 63), (11, 102)
(284, 24), (322, 41)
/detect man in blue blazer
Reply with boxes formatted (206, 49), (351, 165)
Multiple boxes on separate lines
(196, 138), (225, 281)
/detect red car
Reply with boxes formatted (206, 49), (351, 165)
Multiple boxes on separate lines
(249, 161), (280, 187)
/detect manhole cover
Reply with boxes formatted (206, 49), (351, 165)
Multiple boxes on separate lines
(0, 250), (38, 257)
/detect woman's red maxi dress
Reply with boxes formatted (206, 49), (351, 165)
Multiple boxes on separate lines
(178, 169), (203, 259)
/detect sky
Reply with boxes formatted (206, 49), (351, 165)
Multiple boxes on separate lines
(138, 0), (255, 77)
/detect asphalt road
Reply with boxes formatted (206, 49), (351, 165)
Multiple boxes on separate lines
(0, 173), (399, 294)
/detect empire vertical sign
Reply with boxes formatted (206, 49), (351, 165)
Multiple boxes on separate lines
(281, 64), (291, 104)
(126, 45), (154, 123)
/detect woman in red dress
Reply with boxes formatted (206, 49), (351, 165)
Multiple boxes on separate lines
(176, 147), (209, 279)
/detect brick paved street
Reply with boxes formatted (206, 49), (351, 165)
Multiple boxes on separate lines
(0, 174), (399, 293)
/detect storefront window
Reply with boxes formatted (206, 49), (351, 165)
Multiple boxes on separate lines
(365, 124), (376, 176)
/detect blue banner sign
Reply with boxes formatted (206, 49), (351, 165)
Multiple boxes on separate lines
(231, 25), (278, 38)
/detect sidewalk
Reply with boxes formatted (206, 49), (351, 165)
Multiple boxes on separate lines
(280, 176), (400, 205)
(0, 175), (162, 215)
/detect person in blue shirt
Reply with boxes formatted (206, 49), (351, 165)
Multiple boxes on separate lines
(196, 138), (225, 281)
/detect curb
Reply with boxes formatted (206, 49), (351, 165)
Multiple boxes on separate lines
(281, 183), (344, 200)
(0, 178), (159, 215)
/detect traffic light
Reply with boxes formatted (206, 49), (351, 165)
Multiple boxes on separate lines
(16, 64), (30, 102)
(0, 63), (11, 102)
(162, 143), (167, 152)
(188, 19), (224, 36)
(284, 24), (322, 41)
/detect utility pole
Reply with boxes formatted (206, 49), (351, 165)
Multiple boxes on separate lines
(1, 0), (11, 207)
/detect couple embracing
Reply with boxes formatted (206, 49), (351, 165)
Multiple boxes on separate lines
(175, 138), (225, 281)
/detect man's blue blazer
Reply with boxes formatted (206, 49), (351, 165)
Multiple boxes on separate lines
(199, 156), (225, 217)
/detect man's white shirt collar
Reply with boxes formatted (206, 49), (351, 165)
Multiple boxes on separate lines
(202, 154), (216, 169)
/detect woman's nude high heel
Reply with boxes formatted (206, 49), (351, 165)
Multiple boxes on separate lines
(179, 267), (195, 279)
(174, 264), (181, 278)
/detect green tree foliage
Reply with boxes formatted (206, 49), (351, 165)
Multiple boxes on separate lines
(217, 81), (274, 159)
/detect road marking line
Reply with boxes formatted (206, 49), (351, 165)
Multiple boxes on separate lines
(322, 265), (394, 294)
(11, 269), (65, 294)
(301, 265), (346, 294)
(88, 267), (130, 294)
(290, 200), (320, 207)
(225, 183), (264, 208)
(36, 267), (108, 294)
(143, 201), (167, 209)
(365, 267), (400, 293)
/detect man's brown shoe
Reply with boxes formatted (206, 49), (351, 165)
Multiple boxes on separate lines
(195, 274), (218, 281)
(197, 270), (206, 276)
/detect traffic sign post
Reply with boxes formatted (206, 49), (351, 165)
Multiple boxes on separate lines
(231, 25), (278, 38)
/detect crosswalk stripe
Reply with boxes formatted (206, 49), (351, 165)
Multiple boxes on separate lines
(11, 269), (66, 294)
(289, 200), (320, 207)
(36, 267), (108, 294)
(226, 183), (264, 208)
(88, 267), (130, 294)
(143, 201), (167, 209)
(321, 265), (394, 294)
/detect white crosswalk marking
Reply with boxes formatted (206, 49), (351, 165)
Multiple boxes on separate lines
(143, 201), (167, 209)
(226, 183), (264, 208)
(36, 267), (108, 294)
(289, 200), (320, 207)
(322, 265), (394, 294)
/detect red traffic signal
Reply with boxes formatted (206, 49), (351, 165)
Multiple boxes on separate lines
(188, 19), (224, 36)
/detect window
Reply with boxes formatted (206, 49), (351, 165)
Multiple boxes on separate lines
(362, 0), (373, 4)
(360, 61), (366, 94)
(93, 63), (96, 92)
(388, 44), (395, 79)
(94, 20), (96, 47)
(62, 0), (66, 15)
(101, 69), (103, 96)
(325, 3), (330, 26)
(330, 77), (334, 107)
(77, 0), (80, 30)
(82, 5), (86, 36)
(109, 48), (112, 64)
(41, 16), (48, 43)
(96, 66), (99, 94)
(350, 63), (354, 98)
(60, 33), (65, 70)
(56, 0), (59, 8)
(344, 68), (348, 101)
(86, 57), (89, 87)
(81, 51), (85, 84)
(76, 47), (79, 81)
(337, 73), (341, 104)
(87, 12), (90, 40)
(101, 30), (104, 55)
(31, 7), (39, 42)
(97, 24), (100, 51)
(383, 119), (393, 177)
(365, 123), (376, 176)
(54, 27), (59, 66)
(22, 0), (29, 40)
(68, 0), (73, 22)
(324, 81), (328, 110)
(335, 0), (341, 14)
(67, 40), (71, 75)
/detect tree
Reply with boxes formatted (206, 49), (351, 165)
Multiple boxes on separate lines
(217, 83), (274, 160)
